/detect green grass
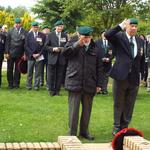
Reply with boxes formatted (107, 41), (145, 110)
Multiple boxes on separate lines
(0, 72), (150, 143)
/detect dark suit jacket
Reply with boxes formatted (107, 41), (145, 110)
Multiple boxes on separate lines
(5, 27), (27, 58)
(25, 31), (46, 60)
(44, 31), (68, 65)
(95, 39), (114, 73)
(0, 32), (6, 60)
(105, 25), (144, 86)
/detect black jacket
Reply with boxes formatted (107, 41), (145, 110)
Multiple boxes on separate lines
(25, 31), (46, 60)
(5, 27), (27, 58)
(105, 25), (144, 86)
(95, 39), (114, 73)
(62, 37), (103, 94)
(0, 32), (6, 60)
(44, 31), (68, 65)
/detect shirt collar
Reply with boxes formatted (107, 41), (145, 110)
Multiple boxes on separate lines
(126, 32), (136, 41)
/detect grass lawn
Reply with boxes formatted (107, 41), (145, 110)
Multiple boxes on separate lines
(0, 72), (150, 143)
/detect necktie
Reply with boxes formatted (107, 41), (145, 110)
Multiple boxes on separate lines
(57, 32), (60, 45)
(130, 37), (134, 58)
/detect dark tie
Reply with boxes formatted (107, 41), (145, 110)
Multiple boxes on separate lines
(130, 37), (134, 58)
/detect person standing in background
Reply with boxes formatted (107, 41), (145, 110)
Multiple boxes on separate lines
(5, 18), (27, 89)
(95, 30), (114, 94)
(45, 20), (68, 96)
(40, 25), (50, 89)
(25, 22), (46, 91)
(0, 25), (6, 88)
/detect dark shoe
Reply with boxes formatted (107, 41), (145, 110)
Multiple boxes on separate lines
(27, 87), (32, 90)
(55, 91), (61, 96)
(49, 91), (56, 96)
(8, 85), (14, 89)
(112, 127), (120, 136)
(102, 90), (108, 95)
(14, 85), (19, 89)
(40, 83), (44, 86)
(80, 133), (94, 141)
(34, 87), (39, 91)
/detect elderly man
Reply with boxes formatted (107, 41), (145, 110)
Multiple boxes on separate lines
(104, 18), (144, 135)
(5, 18), (27, 89)
(62, 26), (103, 140)
(25, 22), (46, 90)
(45, 20), (68, 96)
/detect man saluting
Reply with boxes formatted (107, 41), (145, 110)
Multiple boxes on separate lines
(104, 18), (144, 135)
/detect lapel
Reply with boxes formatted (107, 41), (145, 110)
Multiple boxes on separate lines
(31, 31), (37, 44)
(122, 33), (133, 59)
(53, 31), (59, 45)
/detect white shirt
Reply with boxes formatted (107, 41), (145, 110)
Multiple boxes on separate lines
(126, 32), (137, 58)
(55, 31), (61, 45)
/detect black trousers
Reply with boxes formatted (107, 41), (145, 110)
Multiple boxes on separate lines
(113, 78), (139, 130)
(7, 57), (21, 87)
(47, 63), (64, 93)
(68, 91), (94, 136)
(0, 58), (3, 87)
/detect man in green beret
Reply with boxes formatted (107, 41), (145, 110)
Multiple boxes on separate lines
(5, 17), (27, 89)
(104, 18), (144, 135)
(44, 19), (68, 96)
(62, 26), (103, 140)
(25, 22), (46, 90)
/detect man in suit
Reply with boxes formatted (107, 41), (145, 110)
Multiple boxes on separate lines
(62, 26), (103, 140)
(0, 25), (6, 88)
(104, 18), (144, 135)
(5, 18), (27, 89)
(25, 22), (46, 90)
(40, 25), (50, 89)
(45, 20), (68, 96)
(95, 30), (114, 94)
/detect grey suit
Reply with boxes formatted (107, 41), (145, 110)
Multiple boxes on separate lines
(5, 27), (27, 88)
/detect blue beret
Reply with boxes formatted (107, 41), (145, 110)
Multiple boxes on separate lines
(54, 20), (64, 26)
(78, 26), (93, 36)
(31, 22), (39, 26)
(15, 18), (21, 23)
(129, 18), (138, 25)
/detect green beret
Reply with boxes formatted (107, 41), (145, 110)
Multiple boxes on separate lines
(42, 25), (49, 30)
(129, 18), (138, 25)
(54, 20), (64, 26)
(31, 22), (39, 26)
(0, 25), (2, 28)
(78, 26), (93, 36)
(15, 18), (21, 23)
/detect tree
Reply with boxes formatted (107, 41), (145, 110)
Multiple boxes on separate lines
(32, 0), (65, 28)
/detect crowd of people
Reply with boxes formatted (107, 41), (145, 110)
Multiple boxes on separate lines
(0, 17), (150, 140)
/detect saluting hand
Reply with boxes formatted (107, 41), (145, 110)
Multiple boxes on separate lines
(119, 18), (130, 30)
